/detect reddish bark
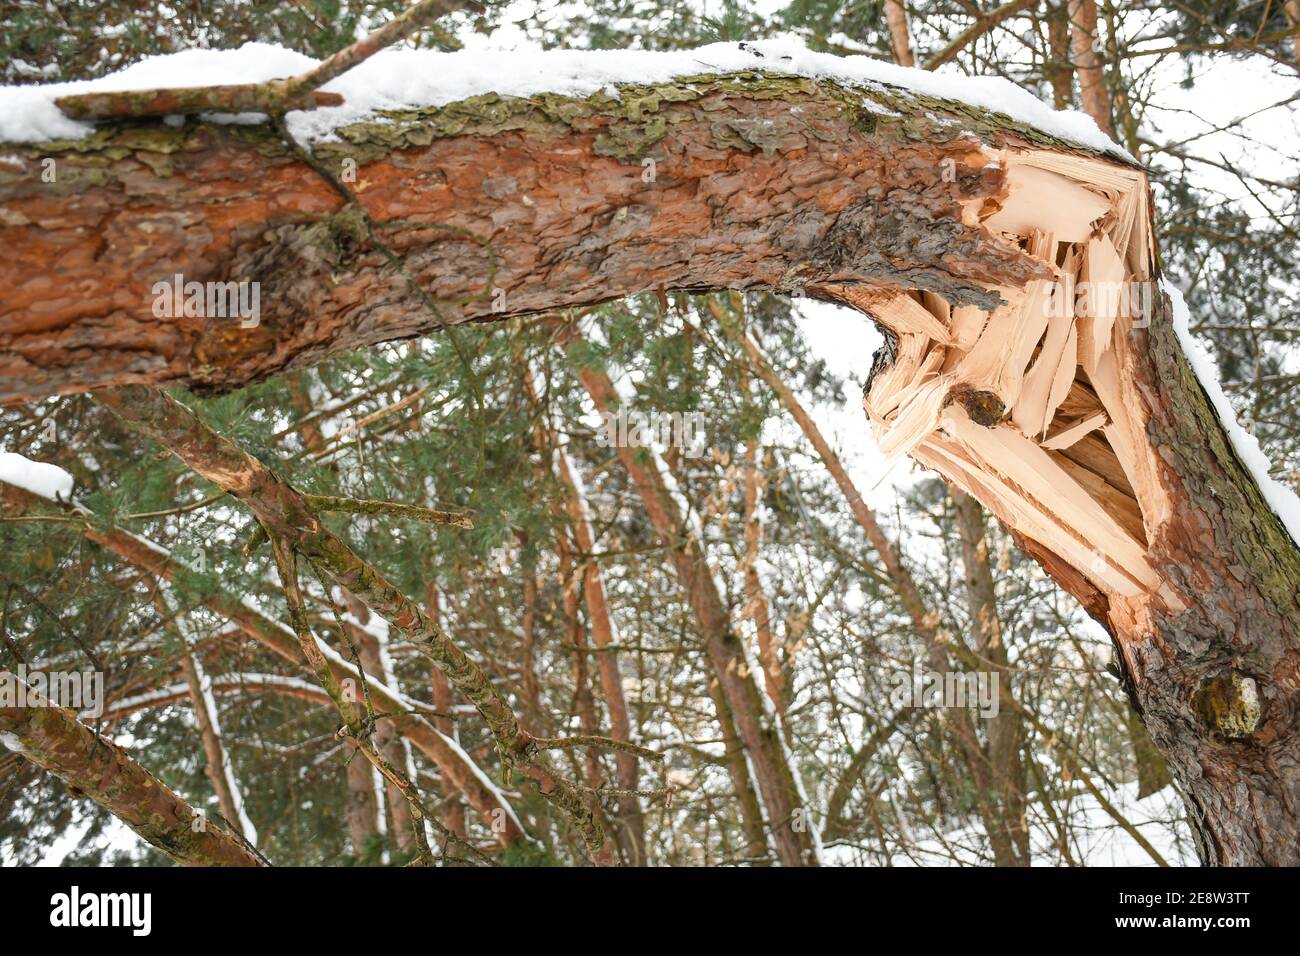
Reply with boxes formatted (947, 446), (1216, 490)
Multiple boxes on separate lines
(0, 75), (1048, 404)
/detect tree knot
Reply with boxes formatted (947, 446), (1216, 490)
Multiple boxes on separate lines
(1195, 671), (1261, 740)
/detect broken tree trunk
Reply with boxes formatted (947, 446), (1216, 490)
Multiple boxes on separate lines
(2, 63), (1297, 863)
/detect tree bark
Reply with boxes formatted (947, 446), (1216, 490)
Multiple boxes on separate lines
(741, 440), (785, 715)
(550, 444), (648, 864)
(1067, 0), (1113, 134)
(883, 0), (916, 67)
(343, 735), (382, 857)
(0, 676), (263, 866)
(1045, 1), (1076, 111)
(0, 72), (1061, 404)
(952, 489), (1030, 866)
(354, 623), (418, 855)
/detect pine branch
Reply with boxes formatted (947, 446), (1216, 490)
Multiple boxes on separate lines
(525, 733), (665, 764)
(304, 495), (473, 529)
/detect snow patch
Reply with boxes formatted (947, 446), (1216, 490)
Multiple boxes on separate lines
(0, 450), (74, 500)
(0, 38), (1125, 159)
(1167, 283), (1300, 546)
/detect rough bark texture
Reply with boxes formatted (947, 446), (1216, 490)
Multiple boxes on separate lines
(0, 682), (263, 866)
(344, 736), (382, 855)
(1115, 298), (1300, 865)
(953, 489), (1030, 866)
(0, 72), (1087, 404)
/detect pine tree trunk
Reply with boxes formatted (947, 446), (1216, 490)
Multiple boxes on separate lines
(549, 442), (649, 863)
(952, 490), (1030, 866)
(1067, 0), (1113, 134)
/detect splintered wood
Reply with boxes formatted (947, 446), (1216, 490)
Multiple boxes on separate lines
(856, 148), (1163, 600)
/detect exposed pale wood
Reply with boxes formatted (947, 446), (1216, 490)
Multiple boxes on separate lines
(982, 163), (1111, 242)
(856, 292), (953, 344)
(1050, 449), (1147, 544)
(940, 408), (1156, 589)
(1077, 235), (1126, 374)
(1041, 410), (1108, 451)
(1014, 282), (1077, 437)
(916, 436), (1145, 596)
(875, 374), (949, 459)
(1058, 430), (1137, 498)
(857, 136), (1185, 621)
(1056, 377), (1105, 420)
(949, 304), (988, 352)
(861, 144), (1167, 611)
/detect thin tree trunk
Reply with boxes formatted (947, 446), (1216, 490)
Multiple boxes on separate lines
(353, 620), (417, 855)
(516, 541), (545, 730)
(741, 440), (785, 715)
(153, 588), (257, 845)
(566, 342), (819, 867)
(555, 533), (620, 866)
(952, 489), (1030, 866)
(426, 586), (470, 844)
(884, 0), (916, 67)
(344, 737), (382, 857)
(178, 653), (245, 834)
(1068, 0), (1113, 133)
(551, 451), (648, 863)
(706, 666), (773, 863)
(1046, 0), (1076, 110)
(523, 361), (650, 837)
